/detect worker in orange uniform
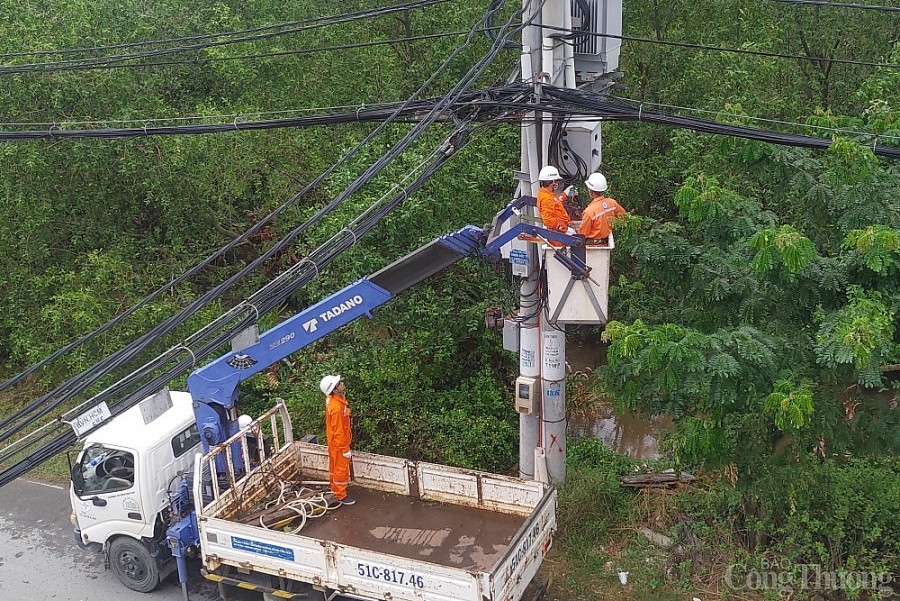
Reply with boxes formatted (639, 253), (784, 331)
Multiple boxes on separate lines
(536, 165), (578, 235)
(320, 374), (355, 506)
(577, 172), (626, 243)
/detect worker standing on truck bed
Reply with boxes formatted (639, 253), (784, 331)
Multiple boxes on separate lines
(321, 374), (355, 506)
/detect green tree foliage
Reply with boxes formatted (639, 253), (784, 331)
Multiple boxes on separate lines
(815, 287), (896, 387)
(0, 0), (521, 468)
(763, 380), (814, 431)
(593, 1), (900, 481)
(0, 0), (898, 487)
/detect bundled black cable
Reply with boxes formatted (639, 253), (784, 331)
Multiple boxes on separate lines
(0, 0), (533, 486)
(547, 114), (589, 187)
(0, 0), (455, 61)
(0, 0), (454, 74)
(542, 86), (900, 160)
(0, 123), (474, 487)
(0, 11), (524, 410)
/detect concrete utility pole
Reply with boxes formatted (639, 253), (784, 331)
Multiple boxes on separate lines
(514, 0), (621, 485)
(516, 0), (575, 485)
(515, 0), (543, 481)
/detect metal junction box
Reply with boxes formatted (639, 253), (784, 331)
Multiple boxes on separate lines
(503, 319), (520, 353)
(515, 376), (539, 415)
(563, 118), (602, 174)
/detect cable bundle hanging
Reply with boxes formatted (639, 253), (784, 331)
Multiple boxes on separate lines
(0, 0), (454, 75)
(0, 6), (522, 411)
(541, 86), (900, 160)
(0, 0), (535, 488)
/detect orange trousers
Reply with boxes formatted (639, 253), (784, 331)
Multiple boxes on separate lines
(328, 446), (351, 499)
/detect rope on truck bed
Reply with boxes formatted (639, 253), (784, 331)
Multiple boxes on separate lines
(245, 479), (342, 534)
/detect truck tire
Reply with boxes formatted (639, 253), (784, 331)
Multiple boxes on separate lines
(109, 537), (161, 593)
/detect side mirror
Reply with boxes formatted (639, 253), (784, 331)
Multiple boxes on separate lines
(70, 463), (85, 496)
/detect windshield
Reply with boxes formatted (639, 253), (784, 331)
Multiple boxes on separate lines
(72, 444), (135, 496)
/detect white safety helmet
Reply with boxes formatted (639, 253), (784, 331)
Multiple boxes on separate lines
(585, 172), (608, 192)
(319, 374), (341, 395)
(538, 166), (562, 181)
(238, 414), (253, 430)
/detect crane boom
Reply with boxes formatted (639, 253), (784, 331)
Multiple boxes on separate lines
(186, 205), (582, 464)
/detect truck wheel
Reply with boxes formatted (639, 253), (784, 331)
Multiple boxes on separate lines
(109, 537), (161, 593)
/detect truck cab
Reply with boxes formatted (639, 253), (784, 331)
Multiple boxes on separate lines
(69, 391), (200, 589)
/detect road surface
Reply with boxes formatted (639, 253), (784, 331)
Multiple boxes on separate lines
(0, 478), (252, 601)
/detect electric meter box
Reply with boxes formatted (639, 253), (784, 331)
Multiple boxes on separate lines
(503, 319), (520, 353)
(563, 118), (602, 173)
(515, 376), (539, 415)
(544, 236), (614, 324)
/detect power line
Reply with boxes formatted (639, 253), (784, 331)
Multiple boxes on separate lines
(0, 0), (453, 74)
(0, 88), (525, 140)
(0, 0), (533, 481)
(606, 95), (900, 143)
(543, 86), (900, 159)
(0, 0), (534, 487)
(0, 1), (450, 59)
(0, 104), (372, 127)
(3, 86), (898, 149)
(769, 0), (900, 12)
(546, 26), (900, 70)
(0, 29), (505, 75)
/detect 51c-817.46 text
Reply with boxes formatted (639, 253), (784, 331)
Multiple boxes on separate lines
(356, 563), (425, 589)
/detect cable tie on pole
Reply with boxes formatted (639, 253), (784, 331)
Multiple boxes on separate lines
(638, 103), (643, 121)
(234, 116), (241, 131)
(356, 104), (366, 121)
(341, 228), (359, 246)
(872, 135), (878, 153)
(143, 121), (149, 135)
(48, 122), (57, 137)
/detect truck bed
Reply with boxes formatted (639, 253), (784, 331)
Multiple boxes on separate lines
(195, 404), (556, 601)
(296, 487), (525, 571)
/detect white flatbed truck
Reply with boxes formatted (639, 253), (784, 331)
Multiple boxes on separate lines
(69, 213), (586, 600)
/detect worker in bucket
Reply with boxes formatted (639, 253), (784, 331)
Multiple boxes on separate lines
(320, 374), (355, 506)
(536, 165), (578, 236)
(577, 172), (626, 244)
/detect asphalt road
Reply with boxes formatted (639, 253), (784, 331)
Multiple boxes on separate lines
(0, 479), (252, 601)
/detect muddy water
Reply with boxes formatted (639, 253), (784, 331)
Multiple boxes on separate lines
(569, 408), (673, 460)
(566, 337), (672, 460)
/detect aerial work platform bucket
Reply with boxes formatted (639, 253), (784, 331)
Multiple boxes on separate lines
(543, 234), (613, 324)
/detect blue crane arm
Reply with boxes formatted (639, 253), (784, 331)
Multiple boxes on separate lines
(187, 278), (393, 412)
(186, 209), (581, 454)
(187, 225), (487, 452)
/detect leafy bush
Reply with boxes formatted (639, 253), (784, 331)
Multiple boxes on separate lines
(749, 456), (900, 574)
(681, 456), (900, 576)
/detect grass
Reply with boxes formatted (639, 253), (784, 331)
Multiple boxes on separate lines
(540, 437), (738, 601)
